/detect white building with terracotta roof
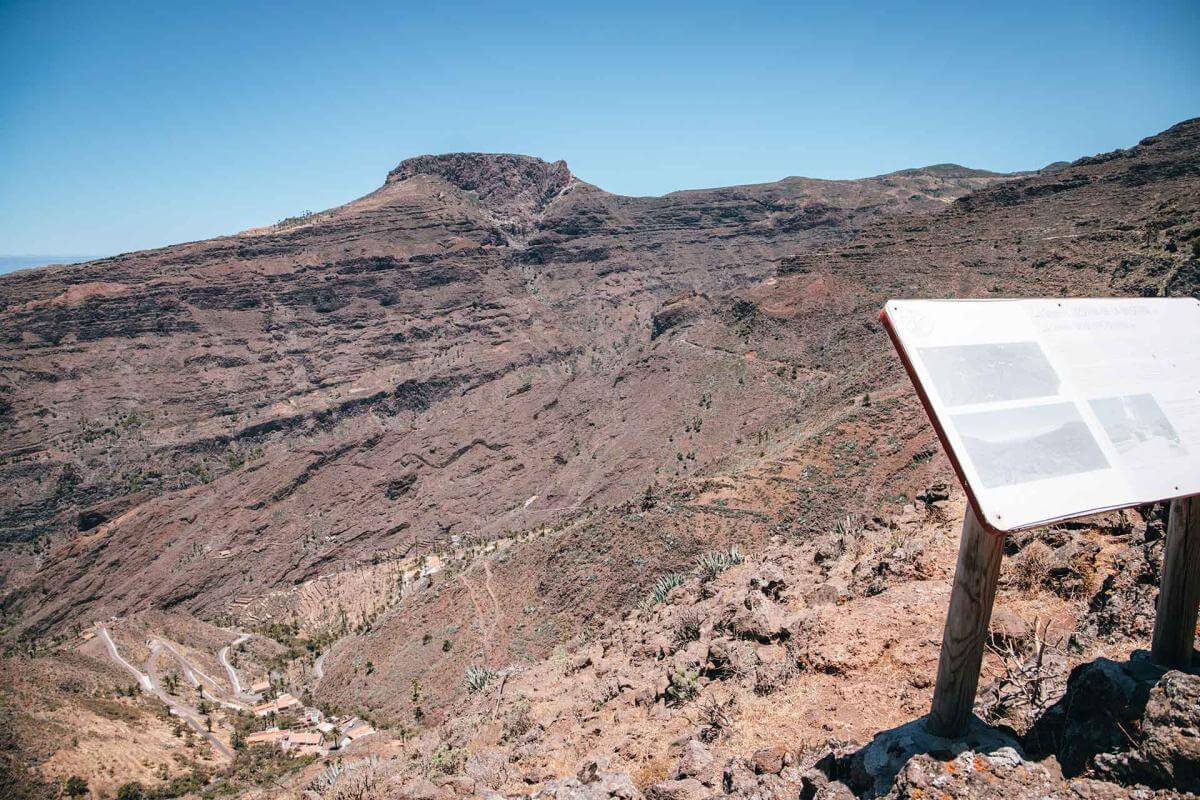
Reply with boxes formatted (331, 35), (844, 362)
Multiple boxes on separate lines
(244, 728), (289, 746)
(252, 692), (302, 717)
(337, 720), (376, 749)
(285, 730), (323, 750)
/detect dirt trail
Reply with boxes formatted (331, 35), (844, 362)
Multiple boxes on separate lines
(482, 560), (502, 652)
(459, 573), (489, 644)
(457, 559), (505, 663)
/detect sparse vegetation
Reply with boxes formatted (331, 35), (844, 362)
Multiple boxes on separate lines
(698, 693), (738, 742)
(502, 695), (534, 741)
(665, 669), (699, 705)
(672, 609), (703, 648)
(206, 745), (314, 796)
(430, 745), (467, 775)
(977, 618), (1065, 726)
(116, 782), (145, 800)
(1012, 540), (1054, 594)
(274, 210), (317, 229)
(754, 648), (798, 696)
(833, 514), (863, 538)
(64, 776), (88, 799)
(186, 462), (211, 484)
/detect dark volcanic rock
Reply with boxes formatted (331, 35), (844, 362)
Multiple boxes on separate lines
(387, 152), (574, 231)
(1026, 653), (1200, 792)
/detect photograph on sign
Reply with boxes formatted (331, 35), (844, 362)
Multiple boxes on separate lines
(1089, 394), (1188, 461)
(918, 342), (1060, 406)
(883, 298), (1200, 531)
(950, 402), (1110, 489)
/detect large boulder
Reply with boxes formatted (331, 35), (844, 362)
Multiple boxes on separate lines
(722, 756), (798, 800)
(1082, 537), (1162, 641)
(537, 764), (643, 800)
(1092, 669), (1200, 792)
(1045, 539), (1101, 598)
(1026, 653), (1200, 791)
(1137, 670), (1200, 790)
(671, 739), (715, 781)
(724, 593), (792, 643)
(884, 749), (1063, 799)
(801, 717), (1024, 798)
(1025, 655), (1165, 776)
(643, 778), (709, 800)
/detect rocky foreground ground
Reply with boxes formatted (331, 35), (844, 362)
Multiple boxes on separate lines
(238, 495), (1200, 800)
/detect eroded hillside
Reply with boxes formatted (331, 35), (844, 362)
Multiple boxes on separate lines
(1, 119), (1199, 799)
(0, 148), (1036, 634)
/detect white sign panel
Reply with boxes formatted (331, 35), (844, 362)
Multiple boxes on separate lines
(882, 298), (1200, 532)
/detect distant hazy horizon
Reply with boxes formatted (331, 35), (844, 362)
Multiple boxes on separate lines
(0, 255), (101, 276)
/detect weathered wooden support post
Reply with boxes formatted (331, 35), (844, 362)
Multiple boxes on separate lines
(1151, 496), (1200, 669)
(927, 503), (1005, 737)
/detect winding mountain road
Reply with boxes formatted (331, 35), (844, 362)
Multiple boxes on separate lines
(218, 633), (252, 696)
(97, 626), (234, 760)
(98, 627), (153, 691)
(149, 638), (249, 713)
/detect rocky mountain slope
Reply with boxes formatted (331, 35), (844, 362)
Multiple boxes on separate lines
(1, 118), (1199, 799)
(0, 146), (1044, 635)
(313, 118), (1200, 725)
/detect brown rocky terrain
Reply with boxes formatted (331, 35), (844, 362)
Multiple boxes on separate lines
(1, 118), (1199, 799)
(0, 148), (1041, 633)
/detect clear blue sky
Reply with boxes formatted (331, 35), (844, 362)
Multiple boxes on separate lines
(1, 0), (1197, 258)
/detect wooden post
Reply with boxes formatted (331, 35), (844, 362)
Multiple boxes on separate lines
(927, 503), (1005, 738)
(1151, 496), (1200, 669)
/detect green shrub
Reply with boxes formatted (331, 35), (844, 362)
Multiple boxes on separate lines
(430, 745), (467, 775)
(116, 783), (145, 800)
(666, 669), (699, 705)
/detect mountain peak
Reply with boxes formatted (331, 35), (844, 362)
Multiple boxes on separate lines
(883, 163), (1006, 179)
(386, 153), (573, 220)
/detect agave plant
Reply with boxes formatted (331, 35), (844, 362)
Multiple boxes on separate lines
(306, 756), (380, 792)
(833, 514), (862, 538)
(463, 664), (496, 693)
(307, 759), (346, 792)
(695, 546), (744, 581)
(644, 572), (687, 608)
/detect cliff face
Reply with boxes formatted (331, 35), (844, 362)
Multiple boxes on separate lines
(385, 152), (574, 233)
(1, 120), (1198, 644)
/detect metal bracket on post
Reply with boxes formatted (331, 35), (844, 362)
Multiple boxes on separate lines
(927, 503), (1005, 738)
(1151, 496), (1200, 669)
